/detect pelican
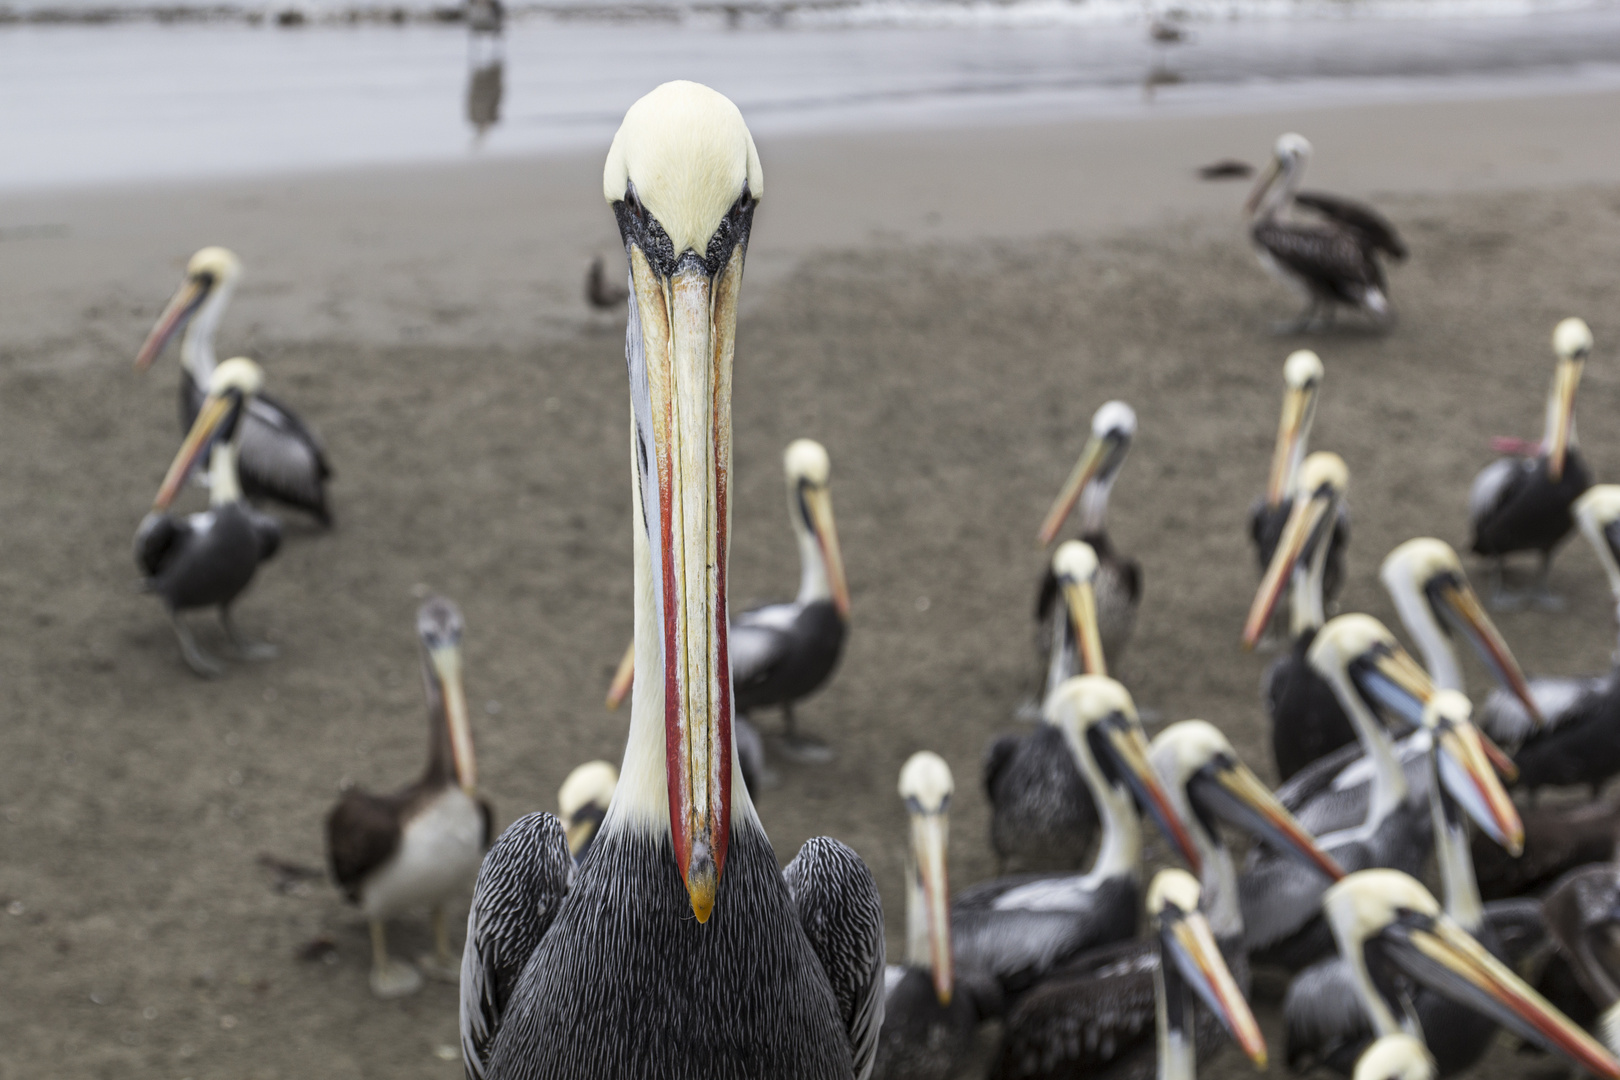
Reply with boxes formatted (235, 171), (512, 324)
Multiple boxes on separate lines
(1474, 794), (1620, 900)
(607, 437), (851, 762)
(1249, 350), (1348, 613)
(873, 752), (998, 1080)
(558, 761), (616, 863)
(987, 541), (1106, 873)
(1317, 870), (1620, 1078)
(1243, 451), (1357, 780)
(1470, 317), (1594, 609)
(992, 720), (1341, 1080)
(1353, 1035), (1434, 1080)
(134, 357), (282, 677)
(458, 83), (885, 1080)
(135, 247), (333, 525)
(1245, 134), (1405, 332)
(1540, 864), (1620, 1056)
(954, 677), (1200, 1002)
(325, 597), (493, 998)
(1036, 401), (1141, 666)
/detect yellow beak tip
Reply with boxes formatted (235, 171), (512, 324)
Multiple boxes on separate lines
(1252, 1050), (1269, 1070)
(686, 870), (717, 924)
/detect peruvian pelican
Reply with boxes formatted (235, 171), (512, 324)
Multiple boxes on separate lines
(1036, 401), (1141, 667)
(1249, 349), (1348, 614)
(458, 82), (885, 1080)
(1470, 317), (1594, 609)
(987, 541), (1106, 873)
(1316, 870), (1620, 1078)
(992, 720), (1340, 1080)
(607, 437), (851, 763)
(1540, 863), (1620, 1057)
(134, 357), (282, 677)
(1243, 451), (1356, 780)
(873, 752), (998, 1080)
(1353, 1035), (1434, 1080)
(325, 597), (492, 998)
(135, 247), (334, 525)
(1245, 134), (1405, 333)
(558, 760), (616, 863)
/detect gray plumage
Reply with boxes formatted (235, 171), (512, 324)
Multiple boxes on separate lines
(983, 725), (1098, 873)
(136, 502), (280, 611)
(951, 874), (1138, 999)
(180, 368), (333, 525)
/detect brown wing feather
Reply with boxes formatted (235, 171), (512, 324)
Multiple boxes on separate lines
(325, 789), (406, 902)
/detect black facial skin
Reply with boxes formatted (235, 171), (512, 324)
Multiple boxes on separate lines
(611, 180), (756, 280)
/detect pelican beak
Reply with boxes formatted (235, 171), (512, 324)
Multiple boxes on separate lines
(1265, 383), (1314, 507)
(135, 274), (208, 371)
(1061, 576), (1107, 677)
(1432, 577), (1542, 729)
(1192, 758), (1344, 882)
(909, 807), (953, 1006)
(1244, 156), (1283, 215)
(1348, 643), (1435, 730)
(1243, 485), (1331, 648)
(629, 240), (743, 924)
(1548, 356), (1583, 482)
(430, 643), (477, 794)
(1095, 714), (1203, 876)
(153, 391), (234, 510)
(1038, 433), (1110, 548)
(803, 484), (850, 618)
(1435, 718), (1524, 855)
(1160, 905), (1268, 1068)
(605, 640), (635, 710)
(1380, 913), (1620, 1079)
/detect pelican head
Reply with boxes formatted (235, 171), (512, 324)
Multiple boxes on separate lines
(606, 81), (761, 922)
(1037, 400), (1137, 546)
(1380, 538), (1539, 725)
(1576, 485), (1620, 606)
(1545, 317), (1592, 481)
(1245, 451), (1347, 647)
(1353, 1035), (1435, 1080)
(152, 356), (262, 510)
(899, 750), (954, 1005)
(559, 760), (618, 861)
(1246, 133), (1312, 216)
(1422, 690), (1522, 854)
(784, 438), (850, 618)
(1324, 869), (1620, 1078)
(1266, 349), (1325, 506)
(1307, 613), (1434, 732)
(417, 597), (475, 795)
(1052, 540), (1106, 676)
(136, 246), (243, 371)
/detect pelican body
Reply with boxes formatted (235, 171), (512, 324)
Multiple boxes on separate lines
(459, 83), (884, 1080)
(1539, 864), (1620, 1057)
(136, 247), (333, 525)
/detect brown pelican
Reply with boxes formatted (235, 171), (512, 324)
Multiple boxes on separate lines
(1036, 401), (1140, 666)
(992, 719), (1340, 1080)
(586, 255), (631, 309)
(1540, 863), (1620, 1056)
(988, 541), (1106, 873)
(1243, 451), (1357, 780)
(134, 357), (282, 677)
(558, 760), (616, 863)
(1249, 350), (1348, 615)
(135, 247), (334, 525)
(1469, 317), (1594, 609)
(606, 437), (850, 763)
(1353, 1035), (1434, 1080)
(458, 82), (885, 1080)
(1245, 134), (1405, 333)
(325, 597), (493, 998)
(1474, 794), (1620, 901)
(873, 752), (998, 1080)
(1317, 870), (1620, 1078)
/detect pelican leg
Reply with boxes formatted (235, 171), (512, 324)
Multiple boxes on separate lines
(367, 919), (422, 999)
(221, 607), (278, 661)
(1272, 298), (1320, 336)
(1529, 551), (1566, 612)
(1486, 558), (1526, 612)
(169, 611), (225, 678)
(776, 702), (835, 764)
(417, 905), (460, 983)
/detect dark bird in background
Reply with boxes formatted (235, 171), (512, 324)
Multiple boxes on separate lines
(586, 254), (630, 309)
(1199, 159), (1254, 180)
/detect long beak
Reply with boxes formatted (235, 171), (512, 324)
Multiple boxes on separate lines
(1243, 489), (1330, 648)
(629, 243), (742, 924)
(1244, 157), (1282, 215)
(1351, 644), (1435, 730)
(153, 392), (232, 510)
(1195, 760), (1344, 881)
(431, 644), (477, 793)
(1383, 916), (1620, 1078)
(1435, 720), (1524, 855)
(1265, 385), (1313, 507)
(803, 485), (850, 618)
(1161, 907), (1268, 1067)
(910, 810), (953, 1005)
(1434, 579), (1542, 729)
(1548, 357), (1582, 482)
(1062, 578), (1107, 677)
(135, 276), (207, 371)
(1037, 435), (1108, 547)
(1099, 717), (1203, 876)
(605, 640), (635, 710)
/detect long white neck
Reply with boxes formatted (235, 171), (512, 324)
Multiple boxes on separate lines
(208, 440), (242, 505)
(1199, 836), (1242, 942)
(1322, 666), (1407, 830)
(180, 283), (233, 384)
(1345, 934), (1407, 1037)
(1043, 602), (1079, 711)
(905, 855), (929, 969)
(1387, 583), (1464, 693)
(1079, 476), (1114, 537)
(1429, 754), (1484, 932)
(1156, 965), (1196, 1080)
(791, 500), (830, 606)
(1069, 730), (1141, 883)
(1290, 526), (1330, 637)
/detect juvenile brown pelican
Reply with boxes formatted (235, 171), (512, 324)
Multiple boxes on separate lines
(326, 597), (493, 998)
(1469, 317), (1594, 609)
(135, 357), (282, 677)
(1245, 134), (1405, 332)
(988, 541), (1105, 873)
(1243, 451), (1356, 780)
(558, 760), (616, 863)
(135, 247), (334, 525)
(1353, 1035), (1434, 1080)
(1037, 401), (1140, 666)
(459, 82), (885, 1080)
(874, 752), (998, 1080)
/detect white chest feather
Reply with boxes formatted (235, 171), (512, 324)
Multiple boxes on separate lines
(361, 788), (484, 919)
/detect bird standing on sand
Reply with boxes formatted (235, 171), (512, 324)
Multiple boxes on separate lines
(458, 82), (885, 1080)
(136, 247), (334, 525)
(325, 598), (492, 999)
(586, 255), (631, 309)
(135, 357), (282, 677)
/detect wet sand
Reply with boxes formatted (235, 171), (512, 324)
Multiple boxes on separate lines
(3, 90), (1620, 1078)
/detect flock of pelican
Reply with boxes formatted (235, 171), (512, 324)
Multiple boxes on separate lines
(122, 80), (1620, 1080)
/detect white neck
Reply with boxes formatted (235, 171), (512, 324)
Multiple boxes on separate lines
(180, 282), (233, 384)
(208, 440), (242, 505)
(1200, 839), (1242, 942)
(791, 499), (830, 606)
(1067, 727), (1141, 884)
(1079, 476), (1114, 537)
(1290, 527), (1330, 637)
(1322, 666), (1407, 831)
(1429, 754), (1484, 932)
(1345, 934), (1407, 1037)
(905, 858), (928, 969)
(1388, 583), (1464, 693)
(1043, 602), (1079, 711)
(1156, 968), (1196, 1080)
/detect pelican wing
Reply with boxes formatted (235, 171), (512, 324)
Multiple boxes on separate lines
(1283, 955), (1369, 1073)
(324, 788), (406, 903)
(238, 391), (334, 521)
(134, 511), (188, 580)
(729, 604), (797, 689)
(1294, 191), (1408, 260)
(460, 812), (574, 1080)
(783, 837), (887, 1080)
(995, 942), (1158, 1079)
(1252, 220), (1385, 296)
(245, 506), (283, 562)
(1478, 676), (1595, 745)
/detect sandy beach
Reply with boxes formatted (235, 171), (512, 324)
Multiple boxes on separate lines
(3, 85), (1620, 1078)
